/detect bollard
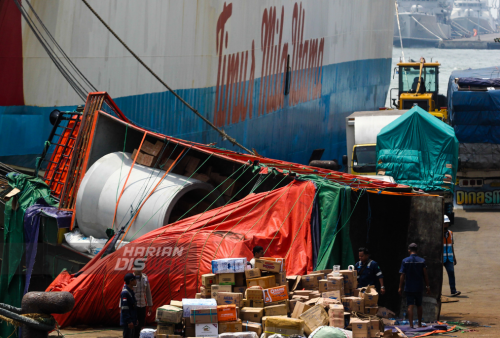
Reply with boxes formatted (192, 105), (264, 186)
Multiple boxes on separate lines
(20, 292), (75, 338)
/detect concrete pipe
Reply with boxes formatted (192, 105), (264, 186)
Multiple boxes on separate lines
(76, 152), (224, 241)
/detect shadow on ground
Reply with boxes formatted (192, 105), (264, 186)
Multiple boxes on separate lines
(451, 216), (479, 232)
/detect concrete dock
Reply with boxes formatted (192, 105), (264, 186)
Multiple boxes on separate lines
(439, 33), (500, 49)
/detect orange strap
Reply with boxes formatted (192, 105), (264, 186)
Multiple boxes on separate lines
(411, 323), (456, 338)
(112, 132), (147, 229)
(118, 148), (186, 245)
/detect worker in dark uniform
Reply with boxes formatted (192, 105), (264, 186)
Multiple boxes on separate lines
(121, 273), (138, 338)
(354, 247), (385, 295)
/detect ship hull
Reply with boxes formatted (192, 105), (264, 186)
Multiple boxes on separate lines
(394, 13), (452, 47)
(451, 17), (497, 34)
(0, 0), (394, 166)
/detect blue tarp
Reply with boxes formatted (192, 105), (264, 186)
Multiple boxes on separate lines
(448, 67), (500, 144)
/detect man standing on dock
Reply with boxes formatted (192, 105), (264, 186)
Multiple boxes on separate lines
(443, 215), (461, 297)
(133, 261), (153, 338)
(121, 273), (138, 338)
(398, 243), (431, 328)
(354, 247), (386, 295)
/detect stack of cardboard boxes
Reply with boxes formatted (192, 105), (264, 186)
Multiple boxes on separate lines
(156, 260), (386, 337)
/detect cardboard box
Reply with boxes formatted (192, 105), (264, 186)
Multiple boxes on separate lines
(170, 300), (182, 308)
(266, 299), (289, 312)
(316, 297), (341, 308)
(141, 139), (164, 156)
(253, 300), (264, 308)
(218, 319), (243, 333)
(273, 271), (287, 286)
(245, 268), (261, 279)
(265, 317), (304, 338)
(240, 307), (264, 322)
(359, 286), (379, 307)
(261, 257), (286, 271)
(291, 302), (311, 319)
(131, 149), (158, 167)
(211, 284), (232, 298)
(190, 308), (218, 324)
(322, 290), (342, 301)
(287, 275), (302, 292)
(298, 304), (329, 335)
(320, 279), (342, 293)
(351, 318), (371, 338)
(182, 299), (217, 318)
(235, 273), (245, 286)
(262, 315), (287, 328)
(340, 270), (358, 289)
(370, 318), (381, 338)
(294, 290), (312, 297)
(219, 273), (236, 285)
(156, 305), (183, 324)
(342, 297), (364, 313)
(264, 304), (287, 316)
(292, 295), (309, 302)
(246, 287), (264, 301)
(195, 323), (219, 337)
(255, 259), (282, 273)
(156, 335), (182, 338)
(328, 303), (344, 327)
(217, 292), (243, 306)
(157, 323), (175, 335)
(233, 286), (247, 295)
(301, 274), (323, 290)
(377, 307), (396, 318)
(202, 274), (218, 287)
(212, 258), (247, 274)
(246, 276), (275, 289)
(304, 298), (321, 307)
(365, 306), (378, 316)
(242, 321), (263, 336)
(241, 299), (251, 307)
(217, 304), (238, 322)
(195, 293), (202, 299)
(326, 276), (345, 288)
(263, 285), (288, 304)
(200, 286), (211, 298)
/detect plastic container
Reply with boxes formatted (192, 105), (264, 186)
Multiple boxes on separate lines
(333, 265), (341, 276)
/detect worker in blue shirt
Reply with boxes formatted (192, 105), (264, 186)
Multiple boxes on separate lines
(399, 243), (430, 328)
(354, 247), (385, 295)
(121, 273), (138, 338)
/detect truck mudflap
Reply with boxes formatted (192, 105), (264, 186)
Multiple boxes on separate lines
(454, 178), (500, 209)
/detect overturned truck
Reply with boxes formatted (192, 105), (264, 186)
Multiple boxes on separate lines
(2, 93), (446, 328)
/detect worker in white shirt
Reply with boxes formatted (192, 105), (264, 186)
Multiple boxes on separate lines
(133, 261), (153, 338)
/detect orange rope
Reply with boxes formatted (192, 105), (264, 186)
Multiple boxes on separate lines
(118, 148), (186, 245)
(412, 323), (456, 338)
(112, 132), (147, 229)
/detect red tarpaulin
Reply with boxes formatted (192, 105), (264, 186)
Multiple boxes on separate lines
(49, 181), (315, 327)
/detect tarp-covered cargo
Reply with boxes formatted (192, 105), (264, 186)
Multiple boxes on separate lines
(448, 67), (500, 171)
(376, 107), (458, 192)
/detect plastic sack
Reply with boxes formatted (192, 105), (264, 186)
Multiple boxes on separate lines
(309, 326), (352, 338)
(139, 328), (155, 338)
(219, 332), (258, 338)
(64, 229), (107, 255)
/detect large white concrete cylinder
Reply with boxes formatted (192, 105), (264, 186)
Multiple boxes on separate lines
(75, 152), (222, 241)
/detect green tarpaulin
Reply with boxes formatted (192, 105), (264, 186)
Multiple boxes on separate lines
(376, 106), (459, 192)
(301, 175), (355, 270)
(0, 173), (56, 337)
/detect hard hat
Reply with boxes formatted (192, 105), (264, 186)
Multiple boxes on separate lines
(444, 215), (450, 223)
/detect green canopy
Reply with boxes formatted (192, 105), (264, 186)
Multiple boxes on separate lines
(300, 175), (355, 270)
(376, 106), (458, 192)
(0, 173), (56, 337)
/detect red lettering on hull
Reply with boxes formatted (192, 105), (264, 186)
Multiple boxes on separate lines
(214, 2), (324, 127)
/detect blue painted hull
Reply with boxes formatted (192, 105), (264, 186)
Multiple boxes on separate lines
(0, 58), (391, 167)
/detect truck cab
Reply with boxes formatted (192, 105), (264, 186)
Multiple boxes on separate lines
(390, 58), (448, 121)
(345, 110), (407, 175)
